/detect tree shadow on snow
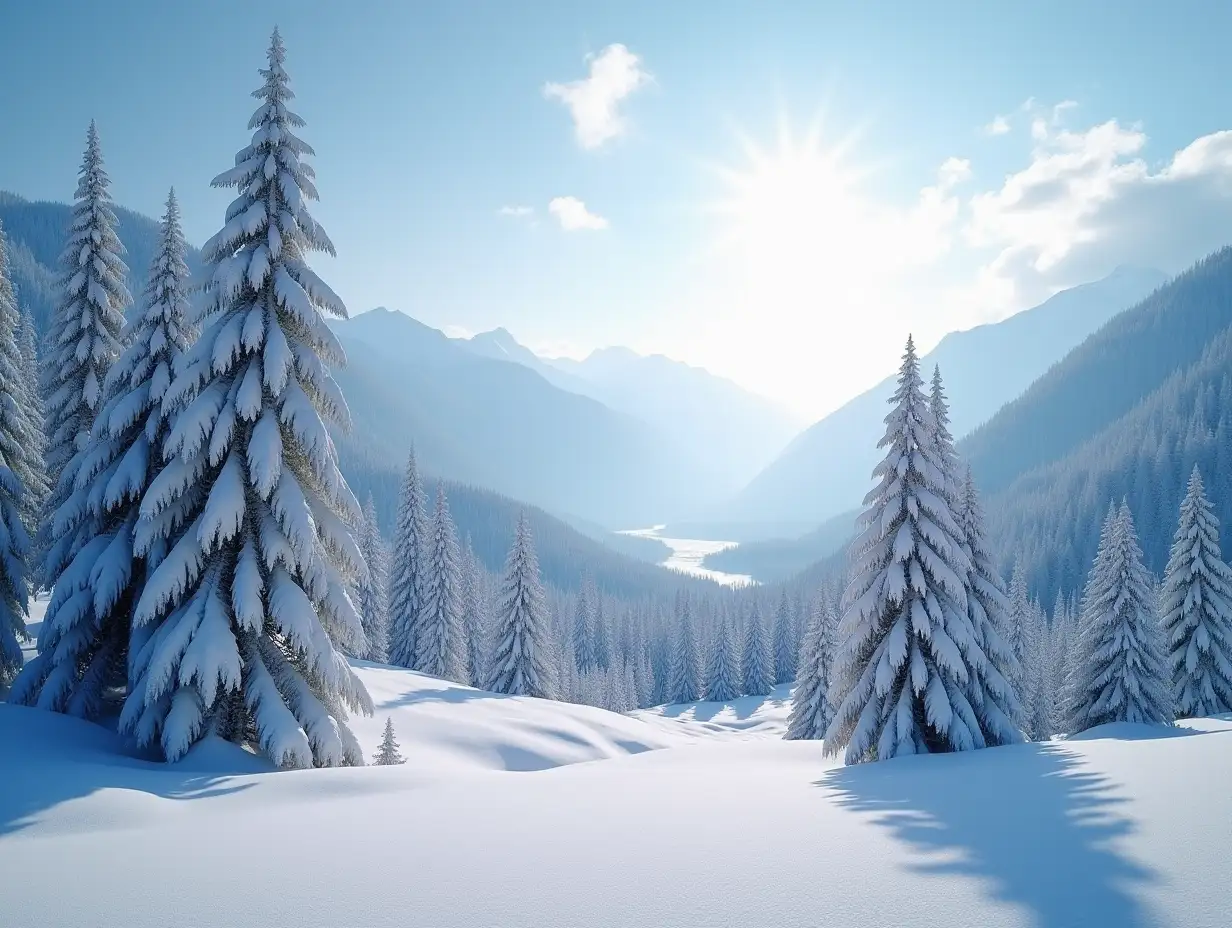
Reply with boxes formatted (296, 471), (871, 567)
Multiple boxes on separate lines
(0, 706), (257, 838)
(818, 742), (1162, 928)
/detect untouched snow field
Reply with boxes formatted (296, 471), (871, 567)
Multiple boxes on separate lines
(3, 662), (1231, 928)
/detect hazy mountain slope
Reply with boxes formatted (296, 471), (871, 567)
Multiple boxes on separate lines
(703, 507), (861, 583)
(333, 309), (724, 527)
(0, 190), (203, 333)
(339, 450), (697, 598)
(726, 266), (1167, 527)
(985, 320), (1232, 606)
(459, 331), (802, 494)
(964, 251), (1232, 496)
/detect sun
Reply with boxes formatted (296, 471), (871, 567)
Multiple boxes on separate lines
(709, 120), (883, 290)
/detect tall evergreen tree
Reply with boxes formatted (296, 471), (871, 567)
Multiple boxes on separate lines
(1160, 466), (1232, 716)
(16, 307), (48, 545)
(386, 449), (430, 669)
(415, 486), (466, 682)
(826, 336), (1011, 763)
(956, 466), (1023, 740)
(120, 32), (371, 765)
(772, 590), (797, 684)
(929, 365), (960, 504)
(356, 494), (390, 662)
(572, 573), (598, 675)
(13, 191), (192, 717)
(667, 593), (701, 703)
(741, 603), (773, 696)
(0, 222), (37, 683)
(704, 610), (741, 702)
(1007, 557), (1035, 702)
(785, 598), (836, 740)
(487, 512), (554, 698)
(1065, 502), (1172, 732)
(460, 537), (488, 688)
(38, 122), (130, 585)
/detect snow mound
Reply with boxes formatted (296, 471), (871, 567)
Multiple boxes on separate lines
(631, 682), (793, 737)
(348, 661), (702, 772)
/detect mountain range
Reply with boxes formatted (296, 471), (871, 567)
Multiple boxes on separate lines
(721, 265), (1168, 531)
(459, 329), (802, 494)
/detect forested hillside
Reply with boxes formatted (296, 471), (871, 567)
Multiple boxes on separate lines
(0, 190), (202, 331)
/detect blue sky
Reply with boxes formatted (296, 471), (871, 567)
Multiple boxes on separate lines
(4, 1), (1232, 419)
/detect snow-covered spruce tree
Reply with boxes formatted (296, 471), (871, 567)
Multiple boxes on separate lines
(955, 466), (1023, 739)
(372, 716), (405, 765)
(487, 513), (554, 697)
(772, 590), (797, 685)
(825, 336), (1013, 763)
(705, 610), (741, 702)
(122, 32), (372, 766)
(0, 222), (37, 682)
(1006, 557), (1035, 701)
(16, 306), (49, 543)
(11, 191), (192, 717)
(356, 494), (390, 662)
(928, 365), (960, 504)
(386, 449), (430, 669)
(37, 123), (130, 577)
(668, 593), (701, 703)
(741, 604), (773, 696)
(460, 537), (488, 687)
(1065, 502), (1172, 733)
(573, 574), (598, 675)
(785, 598), (836, 740)
(1161, 466), (1232, 717)
(415, 486), (466, 682)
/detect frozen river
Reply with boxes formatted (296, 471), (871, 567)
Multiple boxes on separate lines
(618, 526), (754, 587)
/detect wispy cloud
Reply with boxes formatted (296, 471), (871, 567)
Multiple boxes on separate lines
(543, 44), (650, 150)
(548, 196), (609, 231)
(498, 205), (534, 218)
(983, 114), (1011, 136)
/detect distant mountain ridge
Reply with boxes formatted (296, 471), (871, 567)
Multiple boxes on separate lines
(457, 329), (803, 494)
(722, 265), (1168, 529)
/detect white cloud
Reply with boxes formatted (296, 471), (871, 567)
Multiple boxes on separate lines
(548, 196), (609, 231)
(498, 205), (534, 218)
(983, 114), (1011, 136)
(963, 114), (1232, 313)
(543, 44), (650, 149)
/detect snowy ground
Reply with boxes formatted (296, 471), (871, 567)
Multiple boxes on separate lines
(2, 662), (1230, 927)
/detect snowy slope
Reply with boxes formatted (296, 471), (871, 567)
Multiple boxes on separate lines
(2, 662), (1230, 927)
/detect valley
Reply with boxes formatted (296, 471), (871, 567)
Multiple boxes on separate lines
(617, 525), (754, 586)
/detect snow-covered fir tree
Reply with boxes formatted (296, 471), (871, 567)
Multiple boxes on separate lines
(415, 486), (466, 682)
(928, 365), (960, 504)
(460, 537), (488, 687)
(785, 598), (836, 740)
(705, 609), (741, 702)
(741, 603), (773, 696)
(356, 494), (390, 662)
(372, 717), (405, 765)
(1065, 502), (1172, 732)
(0, 222), (37, 683)
(667, 592), (701, 703)
(386, 449), (430, 669)
(573, 573), (598, 675)
(487, 512), (554, 698)
(954, 465), (1023, 739)
(121, 31), (372, 765)
(16, 306), (49, 544)
(13, 191), (192, 718)
(37, 122), (130, 582)
(1160, 466), (1232, 716)
(772, 590), (797, 684)
(825, 336), (1017, 763)
(1006, 557), (1035, 702)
